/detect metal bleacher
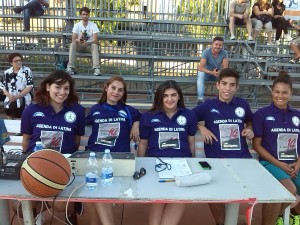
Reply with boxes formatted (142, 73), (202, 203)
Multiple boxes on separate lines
(0, 0), (300, 109)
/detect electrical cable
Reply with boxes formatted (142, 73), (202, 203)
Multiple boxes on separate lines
(65, 182), (85, 225)
(44, 200), (68, 225)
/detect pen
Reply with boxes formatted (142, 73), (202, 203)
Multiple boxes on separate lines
(159, 179), (175, 182)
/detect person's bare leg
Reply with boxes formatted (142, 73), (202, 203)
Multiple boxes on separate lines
(161, 203), (185, 225)
(208, 203), (225, 225)
(229, 17), (235, 37)
(94, 203), (115, 225)
(290, 43), (300, 59)
(149, 203), (165, 225)
(267, 31), (273, 43)
(86, 203), (102, 225)
(253, 30), (259, 41)
(262, 203), (281, 225)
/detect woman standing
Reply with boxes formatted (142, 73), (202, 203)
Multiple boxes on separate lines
(253, 71), (300, 225)
(251, 0), (274, 44)
(138, 80), (197, 225)
(86, 75), (141, 152)
(0, 52), (33, 119)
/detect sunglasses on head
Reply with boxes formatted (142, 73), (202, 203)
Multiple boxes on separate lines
(133, 167), (146, 180)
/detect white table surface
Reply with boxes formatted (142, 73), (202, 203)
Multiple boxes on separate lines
(0, 158), (296, 225)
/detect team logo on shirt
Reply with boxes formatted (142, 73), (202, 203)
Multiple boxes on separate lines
(64, 111), (76, 123)
(235, 107), (245, 118)
(118, 110), (127, 118)
(93, 111), (100, 116)
(151, 119), (161, 123)
(177, 115), (187, 126)
(266, 116), (275, 121)
(292, 116), (300, 126)
(210, 109), (220, 114)
(33, 112), (45, 117)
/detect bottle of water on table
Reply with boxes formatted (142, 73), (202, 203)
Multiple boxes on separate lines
(86, 152), (99, 191)
(33, 141), (44, 152)
(101, 149), (113, 186)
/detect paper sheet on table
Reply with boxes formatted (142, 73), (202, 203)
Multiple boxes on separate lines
(156, 159), (192, 179)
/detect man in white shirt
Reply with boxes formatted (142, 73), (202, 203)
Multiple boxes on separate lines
(65, 7), (101, 76)
(13, 0), (49, 32)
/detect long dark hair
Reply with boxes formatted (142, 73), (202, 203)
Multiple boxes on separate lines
(149, 80), (185, 112)
(272, 71), (292, 91)
(35, 70), (79, 106)
(98, 76), (127, 104)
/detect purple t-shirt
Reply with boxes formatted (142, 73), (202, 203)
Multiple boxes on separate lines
(86, 103), (141, 152)
(192, 97), (253, 158)
(139, 108), (197, 157)
(21, 103), (85, 154)
(253, 103), (300, 163)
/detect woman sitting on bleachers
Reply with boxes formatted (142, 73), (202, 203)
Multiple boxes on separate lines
(251, 0), (274, 44)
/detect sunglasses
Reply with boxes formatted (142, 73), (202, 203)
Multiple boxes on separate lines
(133, 167), (146, 180)
(155, 157), (172, 172)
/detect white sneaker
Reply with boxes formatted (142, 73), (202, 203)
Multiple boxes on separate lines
(248, 36), (253, 41)
(284, 34), (293, 41)
(65, 67), (75, 75)
(230, 35), (236, 40)
(275, 40), (281, 45)
(289, 58), (296, 64)
(267, 42), (273, 45)
(93, 68), (101, 76)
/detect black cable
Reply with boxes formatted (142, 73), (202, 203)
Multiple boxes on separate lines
(67, 173), (76, 187)
(120, 203), (125, 225)
(49, 195), (58, 225)
(10, 212), (16, 225)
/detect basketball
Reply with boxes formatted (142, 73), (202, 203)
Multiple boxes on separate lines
(20, 149), (71, 197)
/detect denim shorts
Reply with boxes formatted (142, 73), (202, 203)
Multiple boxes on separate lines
(260, 160), (300, 195)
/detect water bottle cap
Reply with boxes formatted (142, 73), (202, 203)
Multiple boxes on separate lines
(36, 141), (42, 145)
(104, 149), (110, 153)
(90, 152), (96, 157)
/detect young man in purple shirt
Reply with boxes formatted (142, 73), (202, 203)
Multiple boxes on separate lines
(253, 71), (300, 225)
(192, 68), (254, 225)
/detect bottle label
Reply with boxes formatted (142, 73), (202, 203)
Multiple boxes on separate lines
(86, 176), (97, 183)
(102, 172), (113, 179)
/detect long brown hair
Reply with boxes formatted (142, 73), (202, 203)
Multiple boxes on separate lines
(149, 80), (185, 112)
(35, 70), (79, 106)
(98, 76), (127, 104)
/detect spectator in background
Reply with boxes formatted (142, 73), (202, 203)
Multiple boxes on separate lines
(197, 37), (228, 104)
(65, 7), (101, 76)
(253, 71), (300, 225)
(272, 0), (294, 45)
(192, 68), (254, 225)
(290, 32), (300, 63)
(0, 53), (33, 119)
(13, 0), (49, 32)
(251, 0), (274, 44)
(228, 0), (253, 41)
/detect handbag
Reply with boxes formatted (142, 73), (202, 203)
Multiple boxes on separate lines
(257, 14), (272, 24)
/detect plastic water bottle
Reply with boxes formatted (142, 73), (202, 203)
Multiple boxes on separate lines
(101, 149), (113, 186)
(33, 141), (44, 152)
(86, 152), (99, 191)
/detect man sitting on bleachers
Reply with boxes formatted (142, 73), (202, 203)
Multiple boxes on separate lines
(13, 0), (49, 32)
(229, 0), (253, 41)
(65, 7), (101, 76)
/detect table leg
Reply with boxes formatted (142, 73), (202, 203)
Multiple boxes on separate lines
(225, 203), (239, 225)
(0, 199), (10, 225)
(22, 200), (35, 225)
(283, 205), (291, 225)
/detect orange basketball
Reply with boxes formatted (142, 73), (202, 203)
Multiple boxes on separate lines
(20, 149), (71, 197)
